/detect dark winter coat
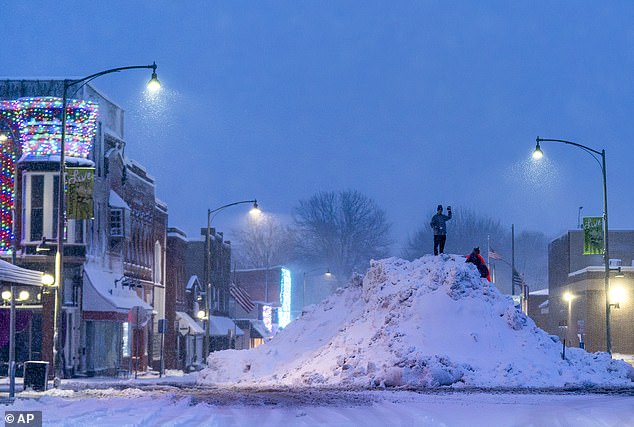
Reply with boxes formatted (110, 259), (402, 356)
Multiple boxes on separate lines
(430, 211), (452, 235)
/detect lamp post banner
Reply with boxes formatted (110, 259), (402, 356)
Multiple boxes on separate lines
(582, 216), (603, 255)
(65, 167), (94, 220)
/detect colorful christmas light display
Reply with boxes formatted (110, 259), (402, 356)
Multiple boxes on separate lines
(0, 130), (16, 252)
(279, 267), (292, 328)
(0, 97), (99, 252)
(0, 97), (98, 158)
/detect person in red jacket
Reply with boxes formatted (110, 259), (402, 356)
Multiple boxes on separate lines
(465, 247), (490, 281)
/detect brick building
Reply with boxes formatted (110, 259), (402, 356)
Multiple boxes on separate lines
(546, 229), (633, 357)
(0, 80), (166, 377)
(164, 227), (206, 371)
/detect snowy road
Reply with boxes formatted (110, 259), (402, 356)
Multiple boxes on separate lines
(6, 384), (634, 426)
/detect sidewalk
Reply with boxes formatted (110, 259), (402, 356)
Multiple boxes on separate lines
(0, 369), (198, 397)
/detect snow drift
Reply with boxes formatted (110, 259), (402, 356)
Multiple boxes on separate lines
(198, 255), (634, 388)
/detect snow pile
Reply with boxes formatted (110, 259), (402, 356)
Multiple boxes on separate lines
(199, 255), (634, 388)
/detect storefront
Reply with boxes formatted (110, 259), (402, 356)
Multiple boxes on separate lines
(82, 263), (152, 376)
(174, 311), (204, 371)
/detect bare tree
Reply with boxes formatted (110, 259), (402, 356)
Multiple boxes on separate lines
(294, 190), (392, 278)
(233, 213), (297, 269)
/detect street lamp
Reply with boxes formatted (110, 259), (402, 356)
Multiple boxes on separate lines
(4, 272), (54, 398)
(533, 136), (612, 354)
(53, 63), (160, 386)
(203, 199), (259, 361)
(608, 285), (626, 309)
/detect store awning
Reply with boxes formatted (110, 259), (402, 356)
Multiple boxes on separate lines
(210, 315), (244, 337)
(175, 311), (205, 336)
(83, 264), (152, 314)
(248, 319), (271, 339)
(109, 190), (130, 209)
(0, 259), (47, 287)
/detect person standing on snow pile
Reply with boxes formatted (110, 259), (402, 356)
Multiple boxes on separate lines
(465, 247), (490, 281)
(430, 204), (452, 255)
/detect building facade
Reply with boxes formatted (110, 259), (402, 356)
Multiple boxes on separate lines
(0, 80), (166, 377)
(546, 230), (633, 357)
(186, 228), (242, 353)
(164, 227), (206, 372)
(232, 266), (294, 344)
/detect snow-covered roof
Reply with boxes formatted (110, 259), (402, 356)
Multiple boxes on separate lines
(167, 227), (187, 241)
(209, 315), (244, 337)
(175, 311), (204, 336)
(246, 319), (271, 339)
(569, 265), (634, 278)
(18, 154), (95, 167)
(83, 263), (152, 313)
(109, 190), (130, 210)
(186, 275), (202, 291)
(530, 288), (549, 296)
(0, 259), (47, 287)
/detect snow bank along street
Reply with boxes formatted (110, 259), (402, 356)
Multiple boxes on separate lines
(3, 255), (633, 426)
(199, 255), (634, 389)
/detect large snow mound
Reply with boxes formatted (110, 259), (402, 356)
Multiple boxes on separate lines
(198, 255), (634, 388)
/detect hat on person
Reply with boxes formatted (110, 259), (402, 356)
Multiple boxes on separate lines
(473, 247), (480, 254)
(437, 204), (443, 211)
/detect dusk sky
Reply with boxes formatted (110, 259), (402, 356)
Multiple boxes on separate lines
(3, 2), (634, 252)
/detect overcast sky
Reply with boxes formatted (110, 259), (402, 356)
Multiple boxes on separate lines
(3, 1), (634, 252)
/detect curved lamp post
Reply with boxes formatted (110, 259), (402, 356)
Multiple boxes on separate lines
(53, 63), (160, 386)
(203, 200), (259, 360)
(533, 136), (612, 354)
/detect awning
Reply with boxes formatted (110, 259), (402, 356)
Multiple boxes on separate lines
(0, 259), (47, 287)
(175, 311), (205, 336)
(109, 190), (130, 209)
(248, 319), (271, 339)
(210, 315), (244, 337)
(83, 263), (152, 314)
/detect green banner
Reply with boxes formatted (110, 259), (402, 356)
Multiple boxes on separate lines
(583, 216), (603, 255)
(66, 167), (95, 220)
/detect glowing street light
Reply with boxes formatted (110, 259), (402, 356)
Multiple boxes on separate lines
(533, 136), (612, 354)
(53, 62), (160, 387)
(609, 286), (626, 309)
(203, 199), (260, 360)
(147, 67), (161, 92)
(532, 142), (544, 160)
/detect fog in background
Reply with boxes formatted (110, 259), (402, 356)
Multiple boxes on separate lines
(3, 1), (633, 262)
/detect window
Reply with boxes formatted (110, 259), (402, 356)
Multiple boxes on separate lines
(110, 208), (124, 237)
(52, 176), (59, 239)
(122, 322), (130, 357)
(74, 219), (84, 243)
(154, 241), (162, 283)
(24, 173), (78, 244)
(30, 175), (44, 241)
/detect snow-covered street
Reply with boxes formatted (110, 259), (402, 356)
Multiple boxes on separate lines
(5, 384), (634, 427)
(3, 255), (632, 426)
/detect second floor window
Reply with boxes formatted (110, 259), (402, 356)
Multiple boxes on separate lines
(30, 175), (44, 241)
(110, 208), (124, 237)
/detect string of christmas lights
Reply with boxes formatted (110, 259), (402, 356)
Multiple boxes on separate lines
(0, 97), (99, 252)
(0, 134), (16, 252)
(1, 97), (98, 158)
